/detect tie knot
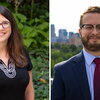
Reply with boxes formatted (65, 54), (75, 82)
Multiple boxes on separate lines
(94, 58), (100, 64)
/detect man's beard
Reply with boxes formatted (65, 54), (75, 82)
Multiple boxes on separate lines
(81, 35), (100, 52)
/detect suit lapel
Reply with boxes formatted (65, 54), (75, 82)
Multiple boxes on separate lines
(72, 52), (91, 100)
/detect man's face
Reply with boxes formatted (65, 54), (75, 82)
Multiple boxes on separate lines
(79, 13), (100, 52)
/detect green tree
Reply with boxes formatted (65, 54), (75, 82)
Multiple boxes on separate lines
(51, 43), (82, 77)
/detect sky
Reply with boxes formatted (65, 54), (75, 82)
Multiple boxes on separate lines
(50, 0), (100, 36)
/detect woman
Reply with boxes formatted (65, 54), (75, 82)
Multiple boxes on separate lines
(0, 6), (34, 100)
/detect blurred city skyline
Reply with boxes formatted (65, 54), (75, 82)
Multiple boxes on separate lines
(51, 24), (82, 46)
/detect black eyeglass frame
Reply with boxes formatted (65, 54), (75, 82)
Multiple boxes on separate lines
(0, 21), (10, 29)
(80, 24), (100, 29)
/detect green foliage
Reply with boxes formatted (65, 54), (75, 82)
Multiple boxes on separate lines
(13, 13), (49, 49)
(30, 49), (49, 100)
(51, 43), (82, 77)
(19, 1), (49, 22)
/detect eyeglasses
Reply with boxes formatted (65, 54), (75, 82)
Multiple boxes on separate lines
(0, 21), (10, 29)
(80, 24), (100, 33)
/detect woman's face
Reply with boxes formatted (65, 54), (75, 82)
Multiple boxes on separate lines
(0, 14), (11, 43)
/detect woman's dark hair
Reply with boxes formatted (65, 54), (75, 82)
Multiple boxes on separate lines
(0, 6), (28, 67)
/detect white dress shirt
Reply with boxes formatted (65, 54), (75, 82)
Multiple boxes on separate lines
(83, 49), (100, 100)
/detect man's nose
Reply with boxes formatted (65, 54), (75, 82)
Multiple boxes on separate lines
(91, 27), (98, 34)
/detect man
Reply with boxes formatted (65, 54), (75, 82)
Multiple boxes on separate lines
(51, 6), (100, 100)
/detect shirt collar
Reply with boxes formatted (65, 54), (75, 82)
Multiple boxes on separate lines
(83, 49), (100, 66)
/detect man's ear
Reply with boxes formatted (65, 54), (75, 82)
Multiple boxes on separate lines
(78, 29), (81, 38)
(78, 29), (81, 33)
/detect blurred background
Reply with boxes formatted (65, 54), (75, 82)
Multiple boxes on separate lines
(0, 0), (49, 100)
(50, 0), (100, 78)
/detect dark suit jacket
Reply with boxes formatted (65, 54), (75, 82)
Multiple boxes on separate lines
(51, 51), (91, 100)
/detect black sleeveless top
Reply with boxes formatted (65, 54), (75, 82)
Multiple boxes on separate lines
(0, 50), (33, 100)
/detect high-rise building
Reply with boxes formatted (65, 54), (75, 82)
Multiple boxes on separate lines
(68, 32), (74, 39)
(58, 29), (68, 39)
(51, 24), (56, 38)
(51, 24), (57, 42)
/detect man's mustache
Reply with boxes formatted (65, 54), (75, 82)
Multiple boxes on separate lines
(88, 35), (100, 39)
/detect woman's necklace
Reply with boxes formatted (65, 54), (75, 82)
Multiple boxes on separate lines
(0, 59), (16, 78)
